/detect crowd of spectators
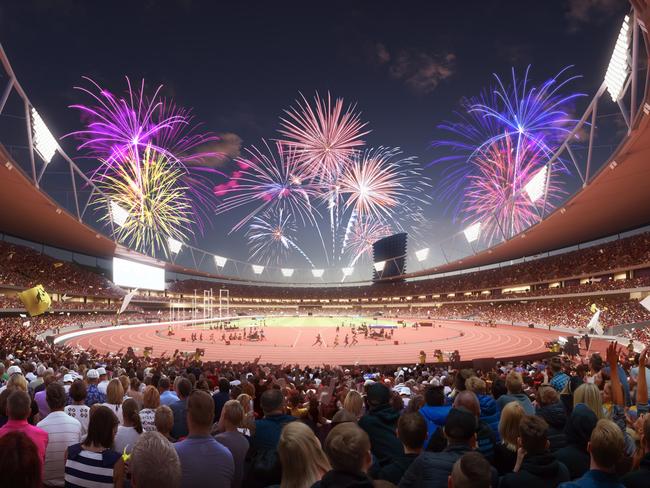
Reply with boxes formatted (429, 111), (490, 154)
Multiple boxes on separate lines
(2, 313), (650, 488)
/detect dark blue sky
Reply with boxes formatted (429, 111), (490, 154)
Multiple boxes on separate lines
(0, 0), (630, 277)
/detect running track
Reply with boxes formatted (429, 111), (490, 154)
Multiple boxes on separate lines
(61, 320), (610, 367)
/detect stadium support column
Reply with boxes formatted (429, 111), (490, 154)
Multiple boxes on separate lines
(219, 289), (230, 319)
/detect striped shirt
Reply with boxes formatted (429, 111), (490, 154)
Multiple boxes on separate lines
(64, 444), (120, 488)
(37, 411), (83, 487)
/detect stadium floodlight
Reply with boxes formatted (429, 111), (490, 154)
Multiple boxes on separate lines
(605, 15), (631, 101)
(214, 255), (227, 267)
(373, 261), (386, 272)
(524, 165), (548, 203)
(415, 248), (429, 262)
(311, 269), (324, 278)
(342, 267), (354, 277)
(251, 264), (264, 274)
(109, 201), (129, 227)
(463, 222), (481, 243)
(281, 268), (294, 277)
(30, 107), (58, 164)
(167, 237), (183, 255)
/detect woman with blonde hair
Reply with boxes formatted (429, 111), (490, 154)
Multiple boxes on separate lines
(573, 383), (604, 419)
(139, 385), (160, 432)
(236, 393), (255, 437)
(343, 390), (364, 419)
(277, 421), (331, 488)
(101, 378), (124, 423)
(493, 401), (525, 475)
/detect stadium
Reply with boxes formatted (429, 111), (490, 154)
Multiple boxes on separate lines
(2, 2), (650, 488)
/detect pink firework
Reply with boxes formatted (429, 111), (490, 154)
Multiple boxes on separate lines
(278, 92), (370, 182)
(345, 217), (393, 265)
(338, 147), (427, 222)
(463, 133), (563, 244)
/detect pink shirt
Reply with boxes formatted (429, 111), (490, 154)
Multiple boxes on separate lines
(0, 419), (49, 463)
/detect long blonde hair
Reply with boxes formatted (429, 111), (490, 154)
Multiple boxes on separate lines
(106, 378), (125, 405)
(278, 422), (331, 488)
(573, 383), (604, 419)
(499, 401), (525, 450)
(343, 390), (363, 419)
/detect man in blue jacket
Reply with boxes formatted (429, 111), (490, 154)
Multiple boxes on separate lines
(252, 388), (296, 451)
(419, 384), (451, 445)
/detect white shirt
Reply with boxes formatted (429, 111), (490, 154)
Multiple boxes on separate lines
(64, 404), (90, 435)
(100, 403), (123, 424)
(97, 380), (109, 395)
(114, 425), (141, 455)
(37, 411), (83, 487)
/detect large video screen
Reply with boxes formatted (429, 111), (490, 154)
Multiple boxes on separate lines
(112, 257), (165, 291)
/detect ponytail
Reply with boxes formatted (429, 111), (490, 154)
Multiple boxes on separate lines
(122, 398), (143, 434)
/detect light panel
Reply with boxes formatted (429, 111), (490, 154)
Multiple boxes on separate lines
(30, 107), (58, 164)
(113, 257), (164, 291)
(415, 248), (429, 262)
(463, 222), (481, 243)
(214, 255), (227, 267)
(373, 261), (386, 272)
(524, 165), (548, 203)
(251, 264), (264, 274)
(342, 267), (354, 277)
(109, 201), (129, 227)
(311, 269), (324, 278)
(605, 15), (631, 101)
(281, 268), (294, 277)
(167, 237), (183, 254)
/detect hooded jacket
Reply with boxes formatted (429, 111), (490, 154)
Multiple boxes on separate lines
(358, 404), (404, 464)
(477, 394), (500, 439)
(419, 404), (451, 441)
(553, 403), (597, 480)
(499, 452), (570, 488)
(536, 401), (568, 451)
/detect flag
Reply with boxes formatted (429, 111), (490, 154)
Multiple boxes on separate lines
(641, 296), (650, 313)
(119, 288), (138, 314)
(18, 284), (51, 317)
(587, 307), (603, 335)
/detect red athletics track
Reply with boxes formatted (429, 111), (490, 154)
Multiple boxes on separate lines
(62, 320), (610, 367)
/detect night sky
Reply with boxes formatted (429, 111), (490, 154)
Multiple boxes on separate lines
(0, 0), (630, 280)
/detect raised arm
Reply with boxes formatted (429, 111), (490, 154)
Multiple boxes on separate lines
(638, 347), (648, 409)
(606, 342), (624, 407)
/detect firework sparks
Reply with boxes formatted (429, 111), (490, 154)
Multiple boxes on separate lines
(344, 217), (393, 266)
(246, 209), (314, 266)
(278, 92), (370, 182)
(94, 145), (194, 254)
(215, 140), (321, 232)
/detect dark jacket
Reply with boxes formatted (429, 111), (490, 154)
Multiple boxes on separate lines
(493, 442), (517, 476)
(170, 398), (188, 439)
(554, 403), (597, 480)
(212, 390), (230, 423)
(620, 452), (650, 488)
(478, 394), (500, 439)
(536, 402), (568, 452)
(558, 469), (626, 488)
(311, 470), (374, 488)
(358, 404), (404, 464)
(370, 452), (418, 485)
(476, 419), (497, 462)
(252, 413), (295, 451)
(499, 452), (570, 488)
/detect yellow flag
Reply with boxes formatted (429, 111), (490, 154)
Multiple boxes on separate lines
(590, 303), (598, 314)
(18, 285), (52, 317)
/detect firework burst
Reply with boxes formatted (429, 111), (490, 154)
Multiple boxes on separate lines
(344, 217), (393, 266)
(246, 209), (314, 266)
(278, 92), (370, 182)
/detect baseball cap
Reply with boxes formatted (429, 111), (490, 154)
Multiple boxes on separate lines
(7, 365), (22, 376)
(96, 367), (107, 376)
(63, 374), (74, 383)
(87, 369), (99, 379)
(444, 407), (478, 441)
(25, 372), (36, 381)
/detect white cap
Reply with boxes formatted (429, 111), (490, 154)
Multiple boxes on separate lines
(25, 372), (37, 381)
(7, 365), (22, 376)
(96, 367), (107, 376)
(364, 379), (375, 387)
(87, 369), (99, 379)
(63, 374), (74, 383)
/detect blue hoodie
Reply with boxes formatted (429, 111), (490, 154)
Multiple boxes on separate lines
(419, 404), (451, 441)
(477, 394), (500, 440)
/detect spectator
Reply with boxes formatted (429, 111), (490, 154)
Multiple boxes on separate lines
(0, 431), (42, 488)
(169, 377), (192, 439)
(174, 390), (234, 487)
(34, 373), (55, 419)
(84, 369), (105, 407)
(550, 357), (570, 392)
(573, 384), (605, 420)
(400, 407), (494, 487)
(277, 420), (331, 488)
(114, 398), (142, 455)
(493, 401), (526, 475)
(370, 411), (426, 484)
(553, 403), (598, 480)
(212, 377), (231, 422)
(558, 418), (626, 487)
(453, 390), (497, 462)
(37, 382), (82, 486)
(420, 385), (451, 444)
(155, 405), (176, 442)
(139, 385), (160, 432)
(252, 388), (296, 452)
(101, 378), (124, 424)
(130, 431), (181, 488)
(64, 379), (90, 434)
(64, 406), (124, 487)
(499, 415), (569, 488)
(343, 390), (364, 419)
(158, 376), (178, 406)
(465, 376), (499, 436)
(448, 451), (492, 488)
(536, 385), (568, 451)
(236, 392), (255, 436)
(621, 412), (650, 487)
(0, 390), (48, 464)
(358, 382), (404, 465)
(127, 376), (143, 407)
(315, 422), (373, 488)
(214, 400), (250, 488)
(96, 367), (109, 395)
(496, 371), (535, 415)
